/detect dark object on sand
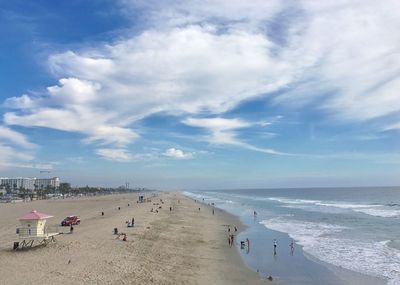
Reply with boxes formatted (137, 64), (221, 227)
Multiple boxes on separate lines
(70, 225), (74, 234)
(267, 276), (273, 281)
(118, 207), (120, 210)
(114, 228), (118, 235)
(101, 211), (104, 216)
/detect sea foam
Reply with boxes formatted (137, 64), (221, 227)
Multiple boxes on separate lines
(269, 197), (400, 218)
(261, 217), (400, 284)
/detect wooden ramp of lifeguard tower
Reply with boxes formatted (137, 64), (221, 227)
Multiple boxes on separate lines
(14, 210), (60, 250)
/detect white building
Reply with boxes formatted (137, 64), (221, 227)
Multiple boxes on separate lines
(0, 177), (60, 191)
(0, 177), (35, 190)
(35, 177), (60, 190)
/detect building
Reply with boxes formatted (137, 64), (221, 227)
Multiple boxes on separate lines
(35, 177), (60, 190)
(17, 210), (57, 238)
(0, 177), (60, 191)
(0, 177), (36, 191)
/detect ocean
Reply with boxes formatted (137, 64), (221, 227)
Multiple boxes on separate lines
(184, 187), (400, 285)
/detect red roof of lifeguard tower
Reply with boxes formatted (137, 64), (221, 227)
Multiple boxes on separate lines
(18, 210), (53, 220)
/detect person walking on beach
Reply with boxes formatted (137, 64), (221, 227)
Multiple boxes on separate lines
(70, 224), (74, 234)
(212, 209), (214, 215)
(273, 239), (277, 255)
(290, 239), (294, 256)
(131, 217), (135, 227)
(230, 234), (234, 247)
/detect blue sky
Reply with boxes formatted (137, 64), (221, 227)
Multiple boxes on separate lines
(0, 0), (399, 189)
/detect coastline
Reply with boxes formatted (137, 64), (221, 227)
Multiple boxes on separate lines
(183, 190), (388, 285)
(236, 215), (387, 285)
(0, 192), (269, 284)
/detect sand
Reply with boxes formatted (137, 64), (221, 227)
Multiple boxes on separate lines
(0, 192), (270, 285)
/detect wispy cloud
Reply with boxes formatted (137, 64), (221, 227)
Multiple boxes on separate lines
(96, 148), (135, 162)
(0, 126), (53, 170)
(0, 126), (36, 149)
(384, 122), (400, 131)
(182, 117), (285, 155)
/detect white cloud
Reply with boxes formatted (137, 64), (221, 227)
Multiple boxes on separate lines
(0, 126), (52, 170)
(163, 148), (193, 159)
(3, 94), (37, 109)
(120, 0), (286, 30)
(384, 122), (400, 131)
(2, 0), (400, 159)
(47, 77), (100, 105)
(274, 0), (400, 122)
(4, 25), (293, 155)
(96, 148), (134, 162)
(4, 24), (294, 156)
(182, 117), (284, 155)
(4, 78), (138, 147)
(0, 126), (36, 149)
(183, 117), (251, 131)
(96, 148), (158, 162)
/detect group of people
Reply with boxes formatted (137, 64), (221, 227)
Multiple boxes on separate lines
(114, 217), (135, 241)
(227, 225), (238, 247)
(273, 239), (295, 256)
(126, 217), (135, 227)
(240, 238), (250, 254)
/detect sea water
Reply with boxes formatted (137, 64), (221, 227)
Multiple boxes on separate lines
(184, 187), (400, 285)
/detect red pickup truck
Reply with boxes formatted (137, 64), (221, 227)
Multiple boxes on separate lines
(61, 216), (81, 226)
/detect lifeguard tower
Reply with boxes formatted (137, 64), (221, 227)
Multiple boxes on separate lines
(138, 195), (145, 203)
(14, 210), (59, 249)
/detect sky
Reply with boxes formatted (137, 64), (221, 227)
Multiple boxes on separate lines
(0, 0), (399, 190)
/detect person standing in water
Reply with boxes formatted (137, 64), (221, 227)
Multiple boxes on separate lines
(273, 239), (277, 255)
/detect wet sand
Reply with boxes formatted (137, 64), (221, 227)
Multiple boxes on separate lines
(0, 192), (270, 284)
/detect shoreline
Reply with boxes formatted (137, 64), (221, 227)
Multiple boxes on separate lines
(0, 192), (269, 284)
(183, 191), (388, 285)
(236, 215), (387, 285)
(183, 195), (280, 284)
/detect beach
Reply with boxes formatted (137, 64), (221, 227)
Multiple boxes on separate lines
(0, 192), (269, 285)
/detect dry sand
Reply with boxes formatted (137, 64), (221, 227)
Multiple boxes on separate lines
(0, 192), (271, 285)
